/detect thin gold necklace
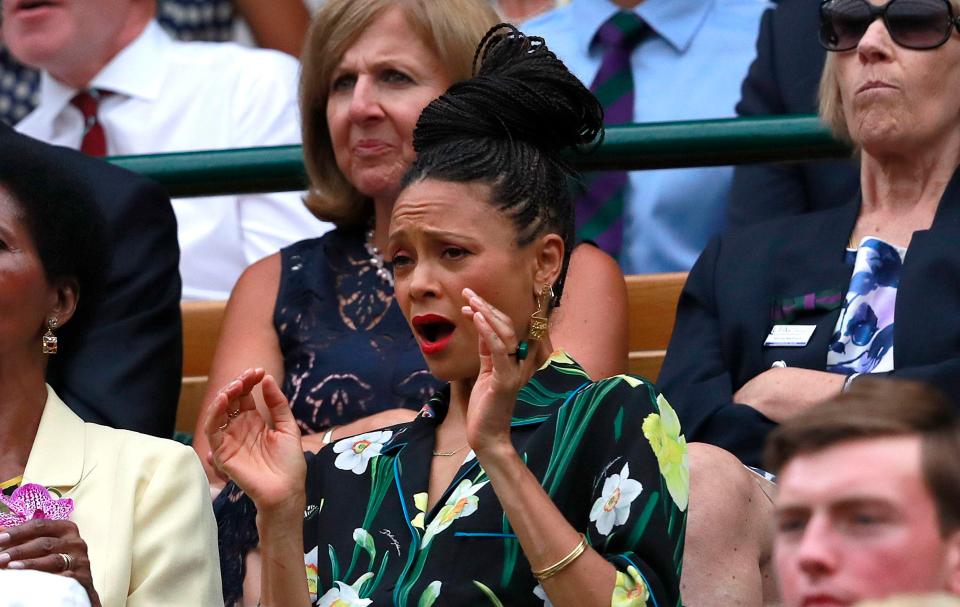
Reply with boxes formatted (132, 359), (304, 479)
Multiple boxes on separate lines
(432, 444), (469, 457)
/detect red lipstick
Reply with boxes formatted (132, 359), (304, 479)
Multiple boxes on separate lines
(412, 314), (456, 355)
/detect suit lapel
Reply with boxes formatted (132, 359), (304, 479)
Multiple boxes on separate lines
(760, 199), (860, 369)
(22, 386), (86, 493)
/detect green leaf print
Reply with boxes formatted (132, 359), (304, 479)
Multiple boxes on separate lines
(472, 580), (506, 607)
(353, 528), (376, 563)
(327, 544), (340, 585)
(417, 581), (442, 607)
(614, 406), (625, 442)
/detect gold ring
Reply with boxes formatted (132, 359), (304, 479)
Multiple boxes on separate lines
(218, 420), (229, 431)
(58, 552), (72, 571)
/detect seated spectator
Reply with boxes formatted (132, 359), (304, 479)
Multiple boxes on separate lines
(207, 25), (686, 606)
(3, 0), (330, 299)
(0, 123), (180, 437)
(525, 0), (768, 272)
(0, 0), (313, 126)
(659, 0), (960, 468)
(729, 0), (860, 226)
(0, 146), (221, 605)
(198, 1), (627, 602)
(766, 378), (960, 605)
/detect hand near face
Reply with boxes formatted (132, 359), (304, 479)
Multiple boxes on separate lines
(0, 519), (102, 607)
(204, 368), (306, 513)
(461, 288), (541, 456)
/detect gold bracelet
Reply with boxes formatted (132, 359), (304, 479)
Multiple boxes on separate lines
(532, 533), (588, 581)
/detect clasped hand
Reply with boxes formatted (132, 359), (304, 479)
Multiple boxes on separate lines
(0, 519), (101, 607)
(204, 369), (306, 514)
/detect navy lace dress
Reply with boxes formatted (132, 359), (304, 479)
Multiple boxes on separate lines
(215, 228), (442, 606)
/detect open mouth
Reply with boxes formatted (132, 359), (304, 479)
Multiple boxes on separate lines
(412, 314), (456, 355)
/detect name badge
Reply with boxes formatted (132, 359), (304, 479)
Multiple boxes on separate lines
(764, 325), (817, 347)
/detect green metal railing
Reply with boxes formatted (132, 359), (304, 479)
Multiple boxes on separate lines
(108, 115), (852, 198)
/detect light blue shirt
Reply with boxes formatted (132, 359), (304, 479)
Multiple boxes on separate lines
(526, 0), (770, 273)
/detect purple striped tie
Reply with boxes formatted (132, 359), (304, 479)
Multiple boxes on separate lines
(576, 11), (648, 258)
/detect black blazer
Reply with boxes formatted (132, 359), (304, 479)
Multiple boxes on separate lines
(659, 169), (960, 468)
(729, 0), (861, 227)
(1, 124), (183, 436)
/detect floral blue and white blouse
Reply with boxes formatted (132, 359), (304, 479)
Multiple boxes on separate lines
(827, 237), (906, 375)
(300, 351), (688, 607)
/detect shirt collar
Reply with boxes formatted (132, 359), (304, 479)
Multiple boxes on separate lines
(572, 0), (716, 55)
(35, 19), (169, 116)
(89, 20), (170, 102)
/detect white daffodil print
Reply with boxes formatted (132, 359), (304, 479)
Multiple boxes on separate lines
(420, 478), (489, 548)
(333, 430), (393, 475)
(533, 583), (555, 607)
(316, 572), (374, 607)
(353, 527), (376, 561)
(589, 462), (643, 536)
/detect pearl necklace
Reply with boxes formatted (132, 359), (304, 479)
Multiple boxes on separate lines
(364, 227), (394, 288)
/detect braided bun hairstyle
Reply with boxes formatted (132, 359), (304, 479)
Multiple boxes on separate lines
(402, 24), (603, 304)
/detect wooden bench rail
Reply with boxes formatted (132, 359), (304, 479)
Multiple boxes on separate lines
(176, 272), (688, 433)
(177, 300), (226, 433)
(624, 272), (686, 381)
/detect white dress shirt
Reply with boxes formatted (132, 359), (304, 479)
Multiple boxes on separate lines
(16, 21), (331, 300)
(0, 570), (92, 606)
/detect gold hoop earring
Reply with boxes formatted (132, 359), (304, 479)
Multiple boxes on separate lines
(527, 284), (553, 341)
(42, 317), (59, 355)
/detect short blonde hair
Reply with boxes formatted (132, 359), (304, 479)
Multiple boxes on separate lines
(818, 0), (960, 143)
(299, 0), (499, 226)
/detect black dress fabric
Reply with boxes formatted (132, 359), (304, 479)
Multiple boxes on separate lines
(298, 351), (687, 606)
(217, 228), (442, 605)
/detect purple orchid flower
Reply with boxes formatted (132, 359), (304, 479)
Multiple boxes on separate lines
(0, 483), (73, 528)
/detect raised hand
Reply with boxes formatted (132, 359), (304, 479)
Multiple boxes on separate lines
(204, 368), (306, 512)
(460, 287), (542, 456)
(0, 519), (102, 607)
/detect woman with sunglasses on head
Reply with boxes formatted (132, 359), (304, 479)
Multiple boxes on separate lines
(658, 0), (960, 601)
(205, 25), (686, 607)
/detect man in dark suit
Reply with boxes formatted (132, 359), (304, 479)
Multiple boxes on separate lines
(1, 123), (182, 437)
(728, 0), (860, 226)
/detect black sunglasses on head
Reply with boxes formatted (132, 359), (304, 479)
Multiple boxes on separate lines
(819, 0), (960, 51)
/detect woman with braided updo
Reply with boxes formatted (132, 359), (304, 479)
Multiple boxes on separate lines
(201, 2), (627, 604)
(206, 25), (686, 607)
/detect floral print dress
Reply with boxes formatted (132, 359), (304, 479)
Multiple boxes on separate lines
(827, 237), (906, 375)
(217, 227), (441, 606)
(300, 351), (688, 607)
